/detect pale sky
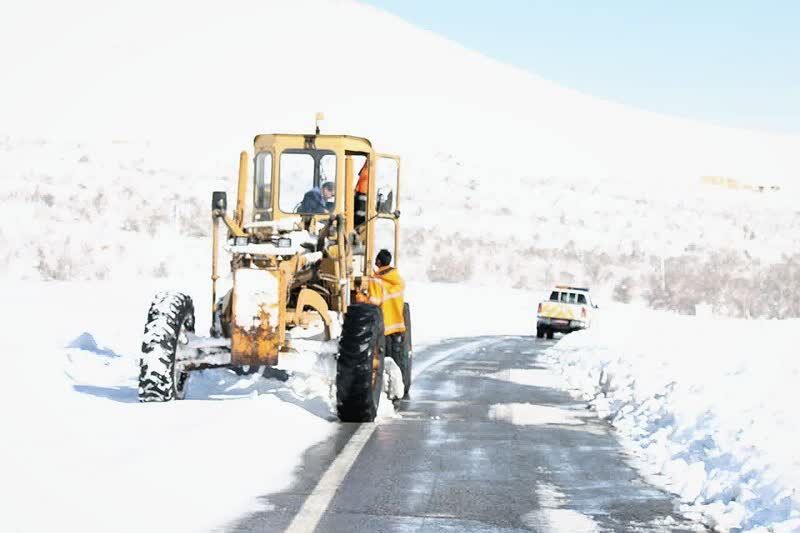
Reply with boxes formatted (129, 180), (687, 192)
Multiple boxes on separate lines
(363, 0), (800, 135)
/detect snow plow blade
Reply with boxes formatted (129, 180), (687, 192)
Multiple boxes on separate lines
(230, 267), (283, 367)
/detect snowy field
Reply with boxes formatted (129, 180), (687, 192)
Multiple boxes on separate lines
(543, 306), (800, 532)
(0, 279), (537, 533)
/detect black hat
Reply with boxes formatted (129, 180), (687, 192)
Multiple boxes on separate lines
(376, 249), (392, 267)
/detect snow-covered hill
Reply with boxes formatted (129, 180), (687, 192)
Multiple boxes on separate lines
(2, 0), (799, 317)
(3, 0), (799, 182)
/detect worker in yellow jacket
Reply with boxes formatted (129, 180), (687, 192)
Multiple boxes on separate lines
(364, 249), (406, 335)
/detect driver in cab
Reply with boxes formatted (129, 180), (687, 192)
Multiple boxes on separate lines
(299, 181), (335, 213)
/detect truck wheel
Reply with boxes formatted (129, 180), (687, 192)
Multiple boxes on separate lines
(536, 328), (544, 339)
(336, 304), (385, 422)
(386, 303), (413, 399)
(138, 292), (195, 402)
(546, 330), (555, 340)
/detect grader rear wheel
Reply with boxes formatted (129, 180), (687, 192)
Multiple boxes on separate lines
(336, 304), (386, 422)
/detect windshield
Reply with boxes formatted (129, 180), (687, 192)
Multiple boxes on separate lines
(278, 149), (337, 215)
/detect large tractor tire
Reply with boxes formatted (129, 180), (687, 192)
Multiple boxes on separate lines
(336, 304), (386, 422)
(138, 292), (195, 402)
(386, 303), (413, 399)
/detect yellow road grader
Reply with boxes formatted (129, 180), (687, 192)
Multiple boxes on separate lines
(138, 121), (412, 422)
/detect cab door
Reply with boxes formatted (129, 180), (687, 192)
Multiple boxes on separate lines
(368, 153), (401, 268)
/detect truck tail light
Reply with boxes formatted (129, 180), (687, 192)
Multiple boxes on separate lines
(537, 303), (542, 314)
(581, 307), (587, 319)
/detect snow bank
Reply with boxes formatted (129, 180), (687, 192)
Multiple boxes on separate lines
(543, 305), (800, 532)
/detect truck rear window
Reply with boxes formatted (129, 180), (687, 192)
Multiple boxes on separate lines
(550, 291), (589, 305)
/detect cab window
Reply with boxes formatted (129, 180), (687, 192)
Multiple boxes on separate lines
(376, 157), (398, 214)
(577, 294), (588, 305)
(253, 152), (272, 221)
(550, 291), (559, 302)
(279, 149), (336, 214)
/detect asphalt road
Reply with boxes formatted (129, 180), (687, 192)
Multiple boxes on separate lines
(227, 336), (704, 533)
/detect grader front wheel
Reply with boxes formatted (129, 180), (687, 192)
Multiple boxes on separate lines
(138, 292), (195, 402)
(336, 304), (386, 422)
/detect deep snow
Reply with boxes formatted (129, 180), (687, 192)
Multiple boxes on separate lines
(542, 305), (800, 532)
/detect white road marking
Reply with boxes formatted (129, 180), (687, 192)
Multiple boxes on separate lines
(285, 423), (377, 533)
(286, 338), (495, 532)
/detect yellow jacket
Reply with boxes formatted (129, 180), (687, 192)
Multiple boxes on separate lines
(367, 266), (406, 335)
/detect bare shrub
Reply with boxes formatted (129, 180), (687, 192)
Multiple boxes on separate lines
(427, 253), (474, 283)
(36, 245), (73, 281)
(121, 218), (141, 232)
(92, 191), (107, 213)
(179, 197), (209, 238)
(612, 276), (636, 304)
(643, 250), (800, 319)
(152, 261), (169, 278)
(145, 213), (169, 237)
(584, 250), (613, 286)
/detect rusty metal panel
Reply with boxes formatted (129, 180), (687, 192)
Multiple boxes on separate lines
(231, 267), (283, 366)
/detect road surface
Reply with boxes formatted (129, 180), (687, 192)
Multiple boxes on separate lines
(227, 336), (703, 532)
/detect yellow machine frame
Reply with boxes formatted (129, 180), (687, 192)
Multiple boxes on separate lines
(211, 133), (401, 367)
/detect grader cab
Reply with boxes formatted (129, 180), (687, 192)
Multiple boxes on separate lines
(138, 123), (412, 422)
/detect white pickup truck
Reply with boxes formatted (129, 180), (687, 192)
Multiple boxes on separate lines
(537, 286), (596, 339)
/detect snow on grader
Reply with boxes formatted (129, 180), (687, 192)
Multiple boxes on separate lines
(138, 120), (412, 422)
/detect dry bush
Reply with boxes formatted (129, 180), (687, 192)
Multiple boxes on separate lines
(426, 253), (474, 283)
(612, 276), (636, 304)
(643, 250), (800, 319)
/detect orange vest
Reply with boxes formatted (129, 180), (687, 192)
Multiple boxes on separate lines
(356, 163), (369, 194)
(355, 163), (369, 225)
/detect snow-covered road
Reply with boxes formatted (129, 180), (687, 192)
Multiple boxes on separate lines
(227, 336), (702, 532)
(3, 280), (797, 532)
